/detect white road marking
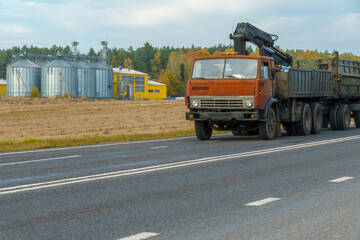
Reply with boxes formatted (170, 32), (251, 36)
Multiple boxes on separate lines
(245, 198), (281, 206)
(118, 232), (159, 240)
(0, 155), (81, 166)
(150, 146), (168, 149)
(1, 135), (360, 195)
(329, 176), (354, 183)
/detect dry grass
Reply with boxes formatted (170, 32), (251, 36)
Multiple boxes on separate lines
(0, 97), (195, 151)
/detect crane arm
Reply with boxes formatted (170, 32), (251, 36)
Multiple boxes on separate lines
(230, 22), (293, 66)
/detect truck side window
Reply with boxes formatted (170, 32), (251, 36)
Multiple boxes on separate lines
(261, 63), (269, 79)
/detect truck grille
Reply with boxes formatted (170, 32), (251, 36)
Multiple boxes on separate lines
(200, 99), (243, 108)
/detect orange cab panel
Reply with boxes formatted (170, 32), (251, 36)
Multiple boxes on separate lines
(189, 80), (255, 96)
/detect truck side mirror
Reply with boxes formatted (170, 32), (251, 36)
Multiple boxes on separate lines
(180, 63), (185, 81)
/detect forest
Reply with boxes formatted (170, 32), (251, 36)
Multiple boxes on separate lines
(1, 43), (359, 97)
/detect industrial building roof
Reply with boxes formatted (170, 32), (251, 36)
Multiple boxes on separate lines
(0, 79), (6, 85)
(113, 68), (148, 76)
(148, 80), (166, 86)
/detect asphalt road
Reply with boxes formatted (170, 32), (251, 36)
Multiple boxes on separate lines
(1, 127), (360, 240)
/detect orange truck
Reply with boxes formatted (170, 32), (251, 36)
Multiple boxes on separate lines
(185, 22), (360, 140)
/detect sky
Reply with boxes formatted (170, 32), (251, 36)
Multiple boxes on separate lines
(0, 0), (359, 55)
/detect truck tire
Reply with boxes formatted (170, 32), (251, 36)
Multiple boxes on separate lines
(232, 130), (242, 136)
(329, 105), (339, 130)
(336, 104), (350, 130)
(259, 107), (276, 140)
(354, 111), (360, 128)
(284, 123), (297, 136)
(310, 102), (322, 134)
(195, 121), (212, 140)
(296, 103), (312, 135)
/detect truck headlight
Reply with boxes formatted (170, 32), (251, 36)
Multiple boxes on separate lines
(191, 100), (199, 108)
(245, 100), (253, 108)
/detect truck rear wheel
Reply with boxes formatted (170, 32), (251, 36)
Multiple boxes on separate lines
(259, 107), (276, 140)
(329, 105), (339, 130)
(354, 111), (360, 128)
(310, 102), (322, 134)
(195, 121), (212, 140)
(296, 103), (312, 135)
(336, 104), (350, 130)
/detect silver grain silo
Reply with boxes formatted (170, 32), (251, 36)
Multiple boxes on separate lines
(6, 59), (41, 97)
(90, 61), (113, 98)
(72, 60), (96, 98)
(41, 59), (78, 97)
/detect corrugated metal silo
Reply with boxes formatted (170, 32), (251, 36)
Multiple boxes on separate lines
(90, 62), (113, 98)
(41, 59), (78, 97)
(72, 60), (96, 98)
(6, 59), (41, 97)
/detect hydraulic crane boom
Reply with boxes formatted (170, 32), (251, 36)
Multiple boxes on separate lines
(230, 22), (293, 66)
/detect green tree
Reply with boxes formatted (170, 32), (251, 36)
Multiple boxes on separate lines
(151, 50), (162, 79)
(110, 54), (117, 67)
(88, 47), (97, 56)
(116, 49), (127, 67)
(133, 42), (155, 73)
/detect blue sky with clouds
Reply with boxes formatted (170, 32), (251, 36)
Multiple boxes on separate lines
(0, 0), (359, 54)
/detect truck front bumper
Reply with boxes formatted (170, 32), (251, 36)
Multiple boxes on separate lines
(186, 110), (263, 122)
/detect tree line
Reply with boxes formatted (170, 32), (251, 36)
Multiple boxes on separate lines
(0, 43), (359, 97)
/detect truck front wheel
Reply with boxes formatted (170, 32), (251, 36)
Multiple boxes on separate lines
(195, 121), (212, 140)
(259, 107), (276, 140)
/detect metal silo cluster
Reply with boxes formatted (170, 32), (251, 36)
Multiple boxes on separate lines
(5, 41), (113, 98)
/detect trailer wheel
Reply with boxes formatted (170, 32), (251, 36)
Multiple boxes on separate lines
(336, 104), (350, 130)
(259, 107), (276, 140)
(232, 130), (242, 136)
(296, 103), (312, 135)
(284, 123), (297, 136)
(329, 105), (339, 130)
(310, 102), (322, 134)
(195, 121), (212, 140)
(354, 111), (360, 128)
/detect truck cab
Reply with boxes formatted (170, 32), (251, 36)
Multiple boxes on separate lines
(186, 53), (278, 140)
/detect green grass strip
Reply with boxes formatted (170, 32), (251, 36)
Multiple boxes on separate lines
(0, 129), (198, 153)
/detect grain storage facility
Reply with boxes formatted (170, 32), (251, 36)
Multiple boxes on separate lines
(0, 79), (6, 97)
(72, 60), (96, 98)
(113, 67), (167, 100)
(41, 59), (78, 97)
(6, 59), (41, 97)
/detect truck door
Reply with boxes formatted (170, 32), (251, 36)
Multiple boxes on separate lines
(258, 61), (273, 109)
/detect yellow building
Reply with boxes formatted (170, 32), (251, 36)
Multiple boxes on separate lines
(113, 68), (166, 100)
(0, 79), (6, 97)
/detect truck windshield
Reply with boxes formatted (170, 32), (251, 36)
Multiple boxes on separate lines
(192, 58), (258, 79)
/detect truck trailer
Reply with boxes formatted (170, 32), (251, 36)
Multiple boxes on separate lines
(185, 22), (360, 140)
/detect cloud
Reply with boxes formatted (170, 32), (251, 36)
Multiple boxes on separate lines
(0, 24), (33, 35)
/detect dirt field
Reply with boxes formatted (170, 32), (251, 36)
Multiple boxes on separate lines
(0, 98), (193, 142)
